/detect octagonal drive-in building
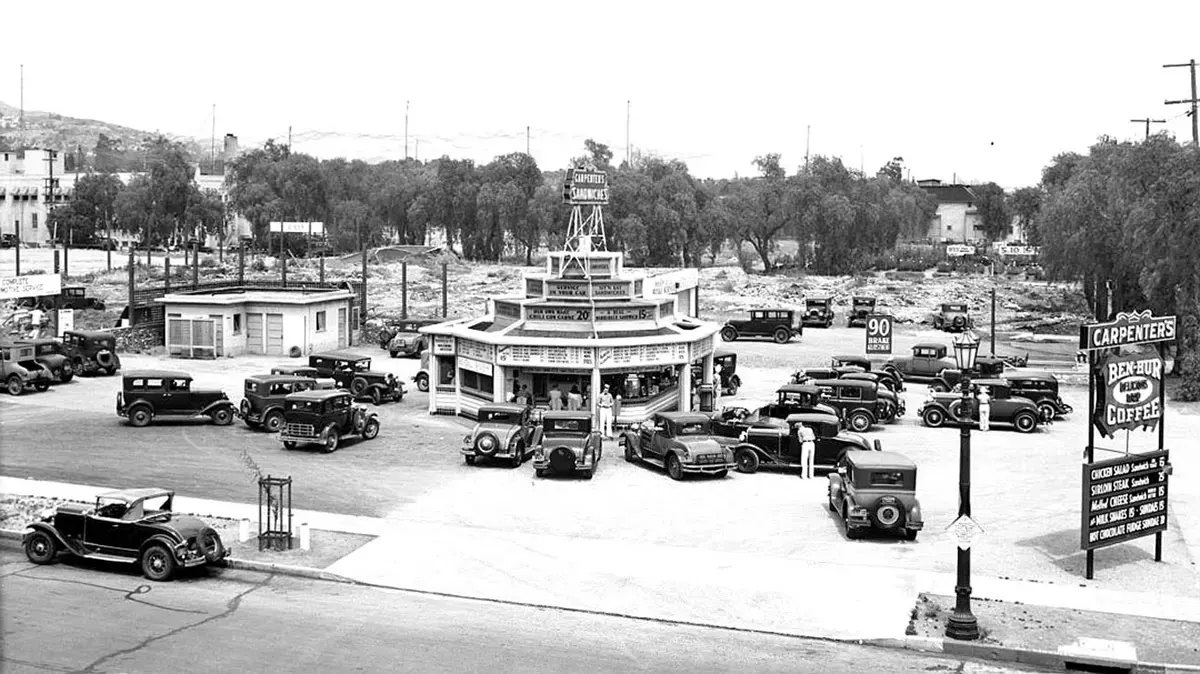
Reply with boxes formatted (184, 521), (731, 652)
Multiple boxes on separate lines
(420, 243), (723, 425)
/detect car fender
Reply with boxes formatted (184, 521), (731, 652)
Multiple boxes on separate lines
(828, 474), (845, 502)
(731, 442), (768, 462)
(619, 431), (639, 451)
(126, 401), (154, 418)
(24, 521), (85, 556)
(200, 400), (235, 416)
(139, 533), (183, 557)
(527, 426), (544, 447)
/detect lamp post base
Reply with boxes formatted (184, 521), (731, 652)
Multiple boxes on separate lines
(945, 609), (980, 641)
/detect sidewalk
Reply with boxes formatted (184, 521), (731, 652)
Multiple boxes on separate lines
(5, 475), (1200, 671)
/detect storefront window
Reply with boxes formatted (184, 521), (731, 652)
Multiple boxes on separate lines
(436, 356), (456, 386)
(603, 368), (679, 403)
(460, 370), (493, 396)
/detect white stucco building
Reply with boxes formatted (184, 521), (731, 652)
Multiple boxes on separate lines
(1, 148), (70, 246)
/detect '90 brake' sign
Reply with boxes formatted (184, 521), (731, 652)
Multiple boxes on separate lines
(865, 314), (893, 354)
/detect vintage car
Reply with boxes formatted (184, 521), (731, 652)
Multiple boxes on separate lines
(278, 389), (381, 452)
(800, 297), (835, 328)
(719, 309), (802, 344)
(117, 370), (236, 427)
(413, 350), (431, 392)
(15, 338), (75, 383)
(689, 349), (742, 396)
(838, 374), (905, 422)
(883, 343), (955, 382)
(808, 379), (886, 432)
(928, 356), (1008, 392)
(620, 412), (736, 480)
(1, 342), (55, 395)
(308, 352), (405, 405)
(533, 411), (603, 479)
(711, 384), (841, 438)
(269, 365), (337, 389)
(23, 488), (228, 581)
(240, 374), (321, 432)
(21, 286), (107, 311)
(732, 411), (881, 474)
(380, 318), (440, 358)
(931, 303), (974, 332)
(830, 355), (904, 392)
(828, 451), (922, 540)
(917, 378), (1041, 433)
(61, 329), (121, 376)
(462, 403), (543, 467)
(847, 296), (876, 327)
(1004, 371), (1073, 420)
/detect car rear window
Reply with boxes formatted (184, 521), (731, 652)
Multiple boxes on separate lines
(869, 471), (907, 487)
(549, 419), (588, 433)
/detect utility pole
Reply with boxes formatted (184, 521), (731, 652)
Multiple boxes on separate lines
(1130, 118), (1166, 140)
(19, 64), (24, 146)
(526, 126), (530, 156)
(1164, 59), (1199, 146)
(288, 125), (292, 152)
(405, 100), (409, 159)
(805, 125), (811, 173)
(210, 104), (216, 171)
(626, 100), (631, 166)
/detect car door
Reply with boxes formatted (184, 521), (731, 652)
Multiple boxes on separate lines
(163, 377), (192, 413)
(988, 386), (1018, 421)
(640, 418), (665, 459)
(84, 503), (137, 555)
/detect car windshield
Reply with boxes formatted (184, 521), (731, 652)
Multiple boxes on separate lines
(676, 421), (711, 435)
(34, 344), (56, 356)
(548, 418), (589, 433)
(352, 360), (370, 371)
(481, 411), (518, 423)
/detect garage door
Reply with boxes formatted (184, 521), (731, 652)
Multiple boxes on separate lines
(246, 314), (264, 354)
(266, 313), (284, 355)
(338, 307), (347, 348)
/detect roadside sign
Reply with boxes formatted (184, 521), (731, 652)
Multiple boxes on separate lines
(946, 515), (985, 550)
(1081, 450), (1169, 551)
(269, 221), (325, 235)
(1079, 310), (1176, 350)
(0, 274), (61, 301)
(865, 314), (893, 354)
(57, 308), (73, 338)
(946, 244), (975, 257)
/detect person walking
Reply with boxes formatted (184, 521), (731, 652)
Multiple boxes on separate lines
(548, 385), (563, 411)
(567, 385), (582, 411)
(796, 422), (816, 479)
(598, 384), (615, 438)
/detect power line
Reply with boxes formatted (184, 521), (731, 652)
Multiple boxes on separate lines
(1164, 58), (1198, 147)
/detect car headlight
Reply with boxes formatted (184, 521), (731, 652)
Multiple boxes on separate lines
(463, 434), (472, 444)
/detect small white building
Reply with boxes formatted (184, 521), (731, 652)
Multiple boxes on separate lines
(0, 148), (70, 246)
(157, 287), (356, 358)
(917, 179), (983, 243)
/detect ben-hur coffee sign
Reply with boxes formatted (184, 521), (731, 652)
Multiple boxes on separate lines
(1093, 353), (1163, 438)
(563, 168), (609, 205)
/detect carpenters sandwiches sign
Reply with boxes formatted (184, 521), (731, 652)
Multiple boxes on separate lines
(1079, 310), (1176, 350)
(1093, 353), (1163, 438)
(564, 169), (609, 205)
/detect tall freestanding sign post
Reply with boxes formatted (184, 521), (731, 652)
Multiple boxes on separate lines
(1078, 310), (1175, 579)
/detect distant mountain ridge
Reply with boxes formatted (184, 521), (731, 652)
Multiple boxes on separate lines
(0, 101), (205, 161)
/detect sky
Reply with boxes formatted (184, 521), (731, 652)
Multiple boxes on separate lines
(4, 0), (1199, 189)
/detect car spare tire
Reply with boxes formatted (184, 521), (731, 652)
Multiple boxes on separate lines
(475, 432), (500, 456)
(96, 350), (115, 370)
(952, 316), (966, 329)
(871, 497), (905, 530)
(199, 527), (226, 563)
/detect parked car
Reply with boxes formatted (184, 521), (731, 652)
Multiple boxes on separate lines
(379, 318), (440, 358)
(308, 352), (405, 405)
(0, 233), (15, 248)
(533, 411), (603, 479)
(838, 373), (905, 422)
(800, 297), (835, 328)
(116, 370), (236, 427)
(732, 411), (882, 474)
(690, 349), (741, 395)
(462, 403), (542, 467)
(847, 296), (876, 327)
(883, 343), (954, 382)
(830, 355), (904, 392)
(22, 286), (107, 311)
(278, 389), (381, 453)
(269, 365), (336, 389)
(240, 374), (321, 432)
(808, 379), (885, 432)
(413, 350), (431, 392)
(928, 356), (1008, 392)
(828, 451), (923, 540)
(710, 384), (840, 437)
(790, 365), (864, 385)
(61, 330), (121, 376)
(14, 337), (74, 383)
(719, 309), (802, 344)
(0, 342), (55, 395)
(931, 303), (973, 332)
(23, 488), (228, 581)
(620, 412), (735, 480)
(917, 378), (1041, 433)
(1004, 371), (1073, 420)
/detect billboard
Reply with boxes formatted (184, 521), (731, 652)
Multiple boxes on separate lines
(562, 169), (609, 205)
(0, 274), (61, 300)
(269, 221), (325, 235)
(1093, 352), (1163, 438)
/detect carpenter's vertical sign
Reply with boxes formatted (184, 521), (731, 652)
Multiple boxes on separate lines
(1081, 450), (1169, 550)
(865, 314), (893, 354)
(56, 308), (74, 338)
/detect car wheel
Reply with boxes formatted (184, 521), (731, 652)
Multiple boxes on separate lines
(930, 382), (949, 393)
(848, 411), (872, 433)
(952, 316), (966, 330)
(475, 432), (499, 456)
(416, 374), (429, 392)
(263, 411), (284, 433)
(390, 351), (399, 358)
(582, 469), (594, 480)
(720, 326), (738, 342)
(727, 381), (739, 396)
(104, 365), (118, 376)
(905, 529), (919, 541)
(736, 449), (759, 474)
(535, 468), (546, 478)
(1037, 402), (1057, 423)
(1014, 411), (1038, 433)
(211, 407), (234, 426)
(24, 531), (57, 564)
(6, 375), (22, 396)
(872, 502), (904, 530)
(350, 377), (368, 396)
(922, 407), (945, 428)
(322, 429), (340, 453)
(34, 382), (50, 392)
(362, 418), (380, 440)
(200, 527), (226, 563)
(283, 441), (297, 450)
(510, 441), (525, 468)
(129, 407), (152, 427)
(141, 544), (176, 581)
(624, 441), (635, 463)
(665, 454), (683, 481)
(773, 327), (790, 344)
(371, 388), (383, 406)
(60, 371), (74, 383)
(465, 455), (476, 465)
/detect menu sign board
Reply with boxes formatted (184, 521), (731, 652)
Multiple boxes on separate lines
(527, 306), (592, 322)
(546, 281), (591, 298)
(601, 343), (687, 368)
(1093, 352), (1163, 438)
(432, 335), (455, 355)
(457, 339), (493, 362)
(1079, 311), (1176, 350)
(497, 344), (593, 367)
(0, 273), (61, 300)
(1081, 450), (1169, 550)
(995, 244), (1039, 257)
(595, 306), (655, 321)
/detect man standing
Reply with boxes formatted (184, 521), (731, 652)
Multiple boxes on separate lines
(977, 385), (991, 432)
(796, 422), (816, 479)
(598, 384), (614, 438)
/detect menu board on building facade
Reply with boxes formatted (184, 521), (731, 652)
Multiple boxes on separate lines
(525, 279), (544, 297)
(595, 306), (656, 321)
(458, 357), (493, 376)
(527, 306), (592, 322)
(433, 335), (455, 355)
(457, 339), (493, 362)
(497, 344), (593, 367)
(1081, 450), (1169, 550)
(689, 336), (714, 362)
(494, 301), (521, 320)
(546, 281), (591, 298)
(599, 343), (687, 368)
(592, 282), (629, 298)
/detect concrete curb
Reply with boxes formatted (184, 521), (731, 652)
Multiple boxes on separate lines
(865, 635), (1200, 673)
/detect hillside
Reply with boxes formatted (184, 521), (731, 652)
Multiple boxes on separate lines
(0, 101), (204, 160)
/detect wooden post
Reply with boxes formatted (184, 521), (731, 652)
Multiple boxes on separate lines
(127, 246), (136, 328)
(442, 262), (448, 318)
(238, 242), (245, 284)
(319, 254), (325, 283)
(401, 261), (408, 319)
(164, 256), (171, 292)
(192, 240), (199, 290)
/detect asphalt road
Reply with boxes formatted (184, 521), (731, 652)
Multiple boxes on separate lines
(0, 540), (1052, 674)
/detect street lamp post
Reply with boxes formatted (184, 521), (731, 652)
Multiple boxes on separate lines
(946, 330), (981, 641)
